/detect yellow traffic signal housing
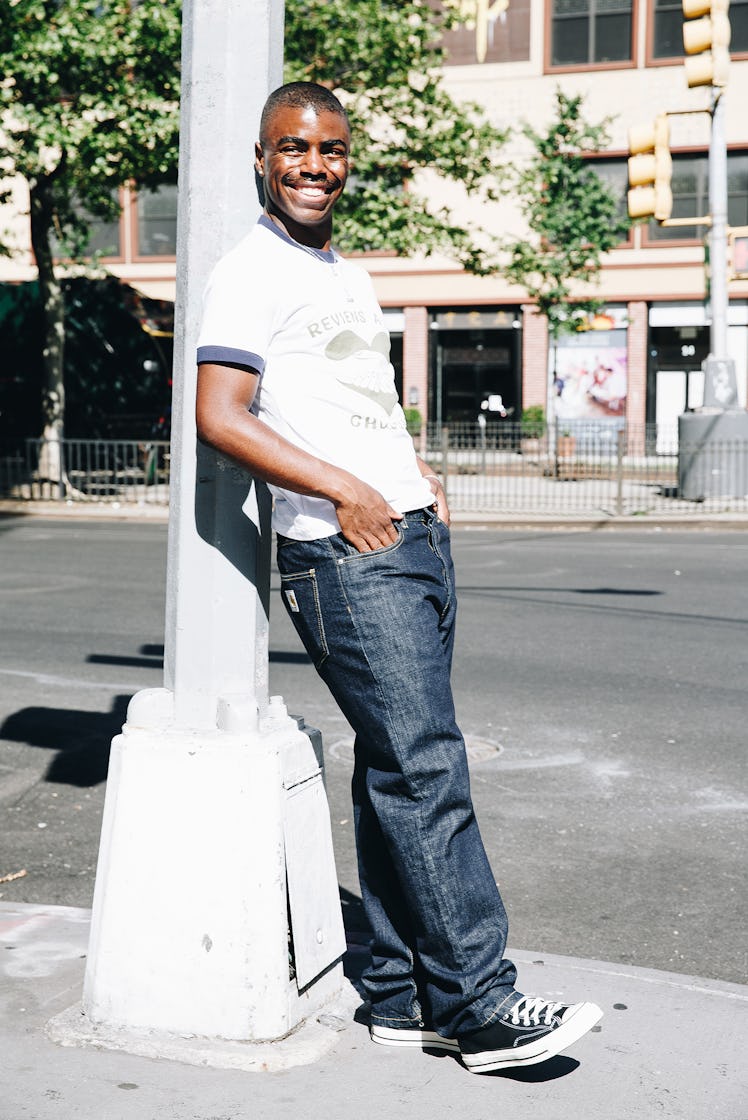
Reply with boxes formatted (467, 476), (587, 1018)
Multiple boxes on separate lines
(627, 115), (673, 222)
(682, 0), (731, 87)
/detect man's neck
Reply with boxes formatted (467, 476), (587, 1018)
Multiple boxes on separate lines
(263, 208), (332, 252)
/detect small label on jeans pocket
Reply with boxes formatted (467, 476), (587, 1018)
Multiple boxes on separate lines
(285, 589), (300, 613)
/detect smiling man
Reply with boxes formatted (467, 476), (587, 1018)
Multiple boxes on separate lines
(194, 81), (602, 1074)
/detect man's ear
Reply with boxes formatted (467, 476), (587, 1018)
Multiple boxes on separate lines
(254, 142), (266, 205)
(254, 141), (266, 205)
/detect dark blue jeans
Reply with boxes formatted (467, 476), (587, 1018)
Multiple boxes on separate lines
(276, 507), (517, 1037)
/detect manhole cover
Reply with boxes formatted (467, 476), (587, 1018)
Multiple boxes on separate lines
(464, 737), (504, 764)
(327, 736), (503, 764)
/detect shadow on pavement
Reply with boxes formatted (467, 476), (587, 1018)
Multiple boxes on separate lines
(86, 642), (164, 670)
(0, 694), (129, 786)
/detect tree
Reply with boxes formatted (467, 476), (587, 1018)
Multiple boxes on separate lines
(500, 89), (630, 392)
(283, 0), (509, 272)
(0, 0), (181, 483)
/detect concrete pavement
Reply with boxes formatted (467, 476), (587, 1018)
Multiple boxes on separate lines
(2, 510), (746, 1116)
(1, 900), (746, 1120)
(3, 496), (748, 529)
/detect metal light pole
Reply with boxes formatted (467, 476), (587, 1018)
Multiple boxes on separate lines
(707, 88), (729, 363)
(77, 0), (346, 1051)
(679, 78), (748, 497)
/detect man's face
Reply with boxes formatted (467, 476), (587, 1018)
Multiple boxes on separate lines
(255, 105), (350, 240)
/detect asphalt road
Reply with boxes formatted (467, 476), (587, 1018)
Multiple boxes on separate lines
(1, 515), (746, 987)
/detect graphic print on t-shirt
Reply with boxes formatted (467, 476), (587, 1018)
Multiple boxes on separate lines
(324, 329), (398, 416)
(196, 218), (434, 538)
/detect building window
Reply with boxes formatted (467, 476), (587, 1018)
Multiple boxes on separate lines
(442, 0), (531, 65)
(652, 0), (684, 58)
(49, 191), (123, 261)
(652, 0), (748, 58)
(549, 0), (633, 67)
(734, 0), (748, 52)
(83, 208), (123, 258)
(646, 151), (748, 241)
(135, 184), (178, 257)
(586, 158), (631, 233)
(51, 185), (178, 263)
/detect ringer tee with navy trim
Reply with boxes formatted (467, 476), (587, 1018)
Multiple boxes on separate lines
(196, 216), (433, 540)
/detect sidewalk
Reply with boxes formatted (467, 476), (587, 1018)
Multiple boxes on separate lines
(2, 902), (745, 1120)
(2, 497), (748, 530)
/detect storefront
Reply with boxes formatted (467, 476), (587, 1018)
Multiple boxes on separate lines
(551, 309), (629, 428)
(429, 308), (522, 427)
(647, 302), (748, 442)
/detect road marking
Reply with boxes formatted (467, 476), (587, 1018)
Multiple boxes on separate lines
(0, 668), (137, 692)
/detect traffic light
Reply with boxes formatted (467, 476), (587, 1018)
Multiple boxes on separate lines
(682, 0), (731, 88)
(627, 115), (673, 222)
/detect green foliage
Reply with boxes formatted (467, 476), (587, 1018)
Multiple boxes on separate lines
(520, 405), (546, 437)
(284, 0), (508, 271)
(0, 0), (181, 443)
(0, 0), (181, 251)
(403, 406), (422, 433)
(501, 89), (631, 339)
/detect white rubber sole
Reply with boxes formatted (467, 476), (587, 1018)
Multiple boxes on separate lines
(461, 1002), (604, 1073)
(370, 1024), (460, 1053)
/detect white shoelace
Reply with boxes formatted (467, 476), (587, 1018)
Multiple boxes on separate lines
(509, 996), (566, 1027)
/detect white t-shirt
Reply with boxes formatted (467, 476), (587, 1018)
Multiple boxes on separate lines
(196, 216), (433, 539)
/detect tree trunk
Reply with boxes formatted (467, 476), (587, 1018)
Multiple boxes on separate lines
(29, 177), (66, 497)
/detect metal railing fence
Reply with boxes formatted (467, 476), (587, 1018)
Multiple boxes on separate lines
(414, 421), (748, 517)
(0, 438), (171, 505)
(2, 423), (748, 517)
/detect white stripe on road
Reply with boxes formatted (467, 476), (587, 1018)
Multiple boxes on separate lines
(0, 668), (139, 692)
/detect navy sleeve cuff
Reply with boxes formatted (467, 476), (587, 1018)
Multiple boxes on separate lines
(196, 345), (265, 373)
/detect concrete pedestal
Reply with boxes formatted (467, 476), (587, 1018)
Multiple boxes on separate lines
(678, 410), (748, 499)
(83, 688), (346, 1042)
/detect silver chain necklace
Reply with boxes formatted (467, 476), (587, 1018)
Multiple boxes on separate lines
(294, 240), (355, 303)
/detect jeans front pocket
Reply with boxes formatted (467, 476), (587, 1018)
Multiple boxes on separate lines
(335, 523), (405, 565)
(279, 568), (329, 669)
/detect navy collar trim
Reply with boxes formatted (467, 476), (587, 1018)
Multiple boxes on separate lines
(258, 213), (337, 263)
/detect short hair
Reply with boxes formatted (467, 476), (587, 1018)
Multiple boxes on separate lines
(259, 82), (349, 144)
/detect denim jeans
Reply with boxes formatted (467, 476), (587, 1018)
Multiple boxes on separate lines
(276, 507), (517, 1037)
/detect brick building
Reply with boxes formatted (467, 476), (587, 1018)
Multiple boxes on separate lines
(2, 0), (747, 438)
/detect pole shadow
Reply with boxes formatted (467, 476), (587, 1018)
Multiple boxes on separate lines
(0, 694), (130, 786)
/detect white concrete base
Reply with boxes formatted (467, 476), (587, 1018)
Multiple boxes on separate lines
(82, 688), (346, 1044)
(48, 980), (361, 1073)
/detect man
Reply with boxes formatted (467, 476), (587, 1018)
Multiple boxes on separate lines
(195, 81), (602, 1073)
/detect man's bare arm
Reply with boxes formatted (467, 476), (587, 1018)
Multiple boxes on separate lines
(195, 362), (402, 552)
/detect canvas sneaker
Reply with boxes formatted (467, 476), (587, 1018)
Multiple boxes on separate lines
(459, 995), (603, 1073)
(370, 1022), (460, 1053)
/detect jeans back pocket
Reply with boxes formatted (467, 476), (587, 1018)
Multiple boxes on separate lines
(279, 569), (329, 669)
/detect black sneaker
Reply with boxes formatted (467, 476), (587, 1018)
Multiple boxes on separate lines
(370, 1022), (460, 1053)
(459, 995), (603, 1073)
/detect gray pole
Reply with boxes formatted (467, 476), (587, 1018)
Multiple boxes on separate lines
(80, 0), (346, 1051)
(699, 83), (738, 411)
(708, 87), (728, 361)
(164, 0), (285, 730)
(679, 80), (748, 499)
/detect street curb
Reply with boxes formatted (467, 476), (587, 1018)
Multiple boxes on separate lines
(450, 513), (748, 530)
(2, 500), (747, 530)
(0, 500), (170, 521)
